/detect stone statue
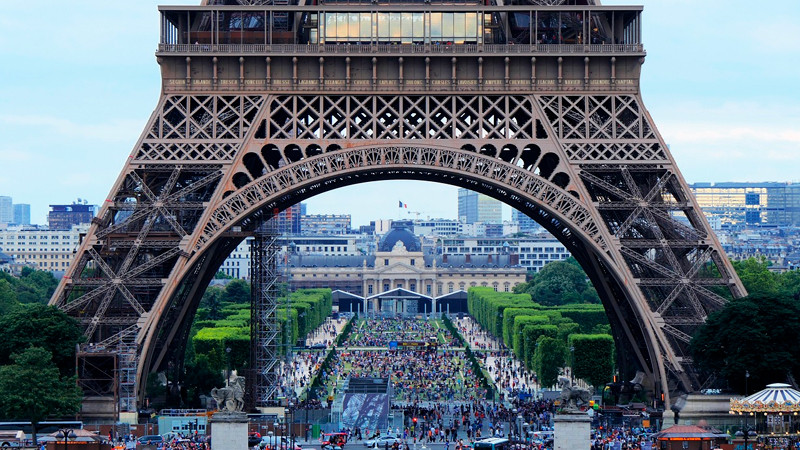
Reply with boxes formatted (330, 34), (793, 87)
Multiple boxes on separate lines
(211, 376), (246, 412)
(557, 376), (593, 412)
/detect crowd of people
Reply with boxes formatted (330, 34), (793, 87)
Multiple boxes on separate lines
(343, 317), (456, 347)
(331, 349), (487, 402)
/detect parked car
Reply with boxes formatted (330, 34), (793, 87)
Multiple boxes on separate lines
(260, 436), (302, 450)
(136, 435), (163, 447)
(363, 435), (402, 448)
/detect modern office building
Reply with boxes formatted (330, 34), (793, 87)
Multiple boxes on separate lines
(13, 204), (30, 226)
(275, 203), (302, 234)
(0, 197), (11, 225)
(513, 209), (541, 234)
(457, 189), (502, 224)
(48, 203), (97, 230)
(691, 182), (800, 228)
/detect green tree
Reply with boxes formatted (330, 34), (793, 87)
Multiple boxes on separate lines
(0, 279), (19, 315)
(531, 280), (582, 306)
(691, 292), (800, 394)
(0, 347), (82, 445)
(221, 280), (250, 304)
(533, 336), (567, 388)
(199, 286), (224, 320)
(0, 304), (84, 376)
(731, 257), (778, 295)
(214, 271), (234, 280)
(183, 355), (225, 407)
(516, 260), (597, 306)
(16, 268), (59, 304)
(778, 269), (800, 299)
(581, 285), (601, 304)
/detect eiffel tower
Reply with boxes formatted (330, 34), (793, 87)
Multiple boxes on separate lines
(50, 0), (745, 417)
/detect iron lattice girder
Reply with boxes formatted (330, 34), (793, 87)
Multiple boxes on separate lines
(50, 48), (746, 413)
(199, 145), (606, 253)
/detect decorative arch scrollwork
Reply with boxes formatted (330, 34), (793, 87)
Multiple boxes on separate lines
(196, 146), (606, 254)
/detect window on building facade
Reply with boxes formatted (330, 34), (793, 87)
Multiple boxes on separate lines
(368, 285), (373, 294)
(384, 259), (389, 266)
(410, 259), (415, 266)
(384, 283), (390, 291)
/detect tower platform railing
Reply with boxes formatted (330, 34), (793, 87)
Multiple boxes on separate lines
(158, 42), (644, 56)
(162, 76), (639, 93)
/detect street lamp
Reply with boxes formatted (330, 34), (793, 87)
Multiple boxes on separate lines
(285, 406), (294, 450)
(55, 428), (76, 450)
(735, 421), (757, 450)
(508, 408), (518, 440)
(570, 346), (575, 385)
(226, 346), (232, 386)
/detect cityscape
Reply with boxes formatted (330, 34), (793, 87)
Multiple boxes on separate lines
(1, 1), (799, 450)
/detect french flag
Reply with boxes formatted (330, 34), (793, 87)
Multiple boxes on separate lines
(398, 201), (407, 208)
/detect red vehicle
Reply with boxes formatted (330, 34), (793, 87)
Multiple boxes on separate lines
(321, 432), (348, 450)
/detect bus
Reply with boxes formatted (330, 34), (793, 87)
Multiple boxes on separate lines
(0, 421), (83, 441)
(473, 438), (510, 450)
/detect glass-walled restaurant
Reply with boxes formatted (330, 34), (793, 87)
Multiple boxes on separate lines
(159, 6), (642, 48)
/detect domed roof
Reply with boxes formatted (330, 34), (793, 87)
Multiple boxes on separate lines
(378, 226), (421, 252)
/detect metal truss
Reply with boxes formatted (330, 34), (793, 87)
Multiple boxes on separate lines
(50, 10), (743, 413)
(248, 219), (281, 409)
(199, 145), (604, 252)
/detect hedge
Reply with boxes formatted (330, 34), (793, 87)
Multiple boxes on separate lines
(442, 314), (493, 399)
(441, 314), (466, 347)
(309, 347), (337, 400)
(467, 287), (535, 337)
(556, 322), (581, 343)
(522, 324), (559, 369)
(192, 327), (250, 375)
(512, 315), (549, 360)
(335, 313), (357, 346)
(533, 336), (566, 388)
(558, 305), (607, 333)
(502, 308), (542, 346)
(569, 334), (615, 389)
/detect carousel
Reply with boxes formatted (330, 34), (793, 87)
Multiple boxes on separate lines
(730, 383), (800, 449)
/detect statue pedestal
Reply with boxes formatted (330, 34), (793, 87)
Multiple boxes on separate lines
(210, 411), (248, 450)
(554, 412), (591, 450)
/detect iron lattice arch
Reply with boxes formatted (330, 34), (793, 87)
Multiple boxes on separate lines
(51, 65), (743, 413)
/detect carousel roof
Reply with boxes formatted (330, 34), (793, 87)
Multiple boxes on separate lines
(730, 383), (800, 413)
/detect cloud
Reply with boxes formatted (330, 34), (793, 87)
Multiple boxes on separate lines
(648, 100), (800, 181)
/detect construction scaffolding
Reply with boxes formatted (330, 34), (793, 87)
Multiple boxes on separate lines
(247, 217), (281, 410)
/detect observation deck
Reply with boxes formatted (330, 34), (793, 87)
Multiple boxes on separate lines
(156, 3), (646, 93)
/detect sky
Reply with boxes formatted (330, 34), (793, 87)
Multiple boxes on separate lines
(0, 1), (798, 227)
